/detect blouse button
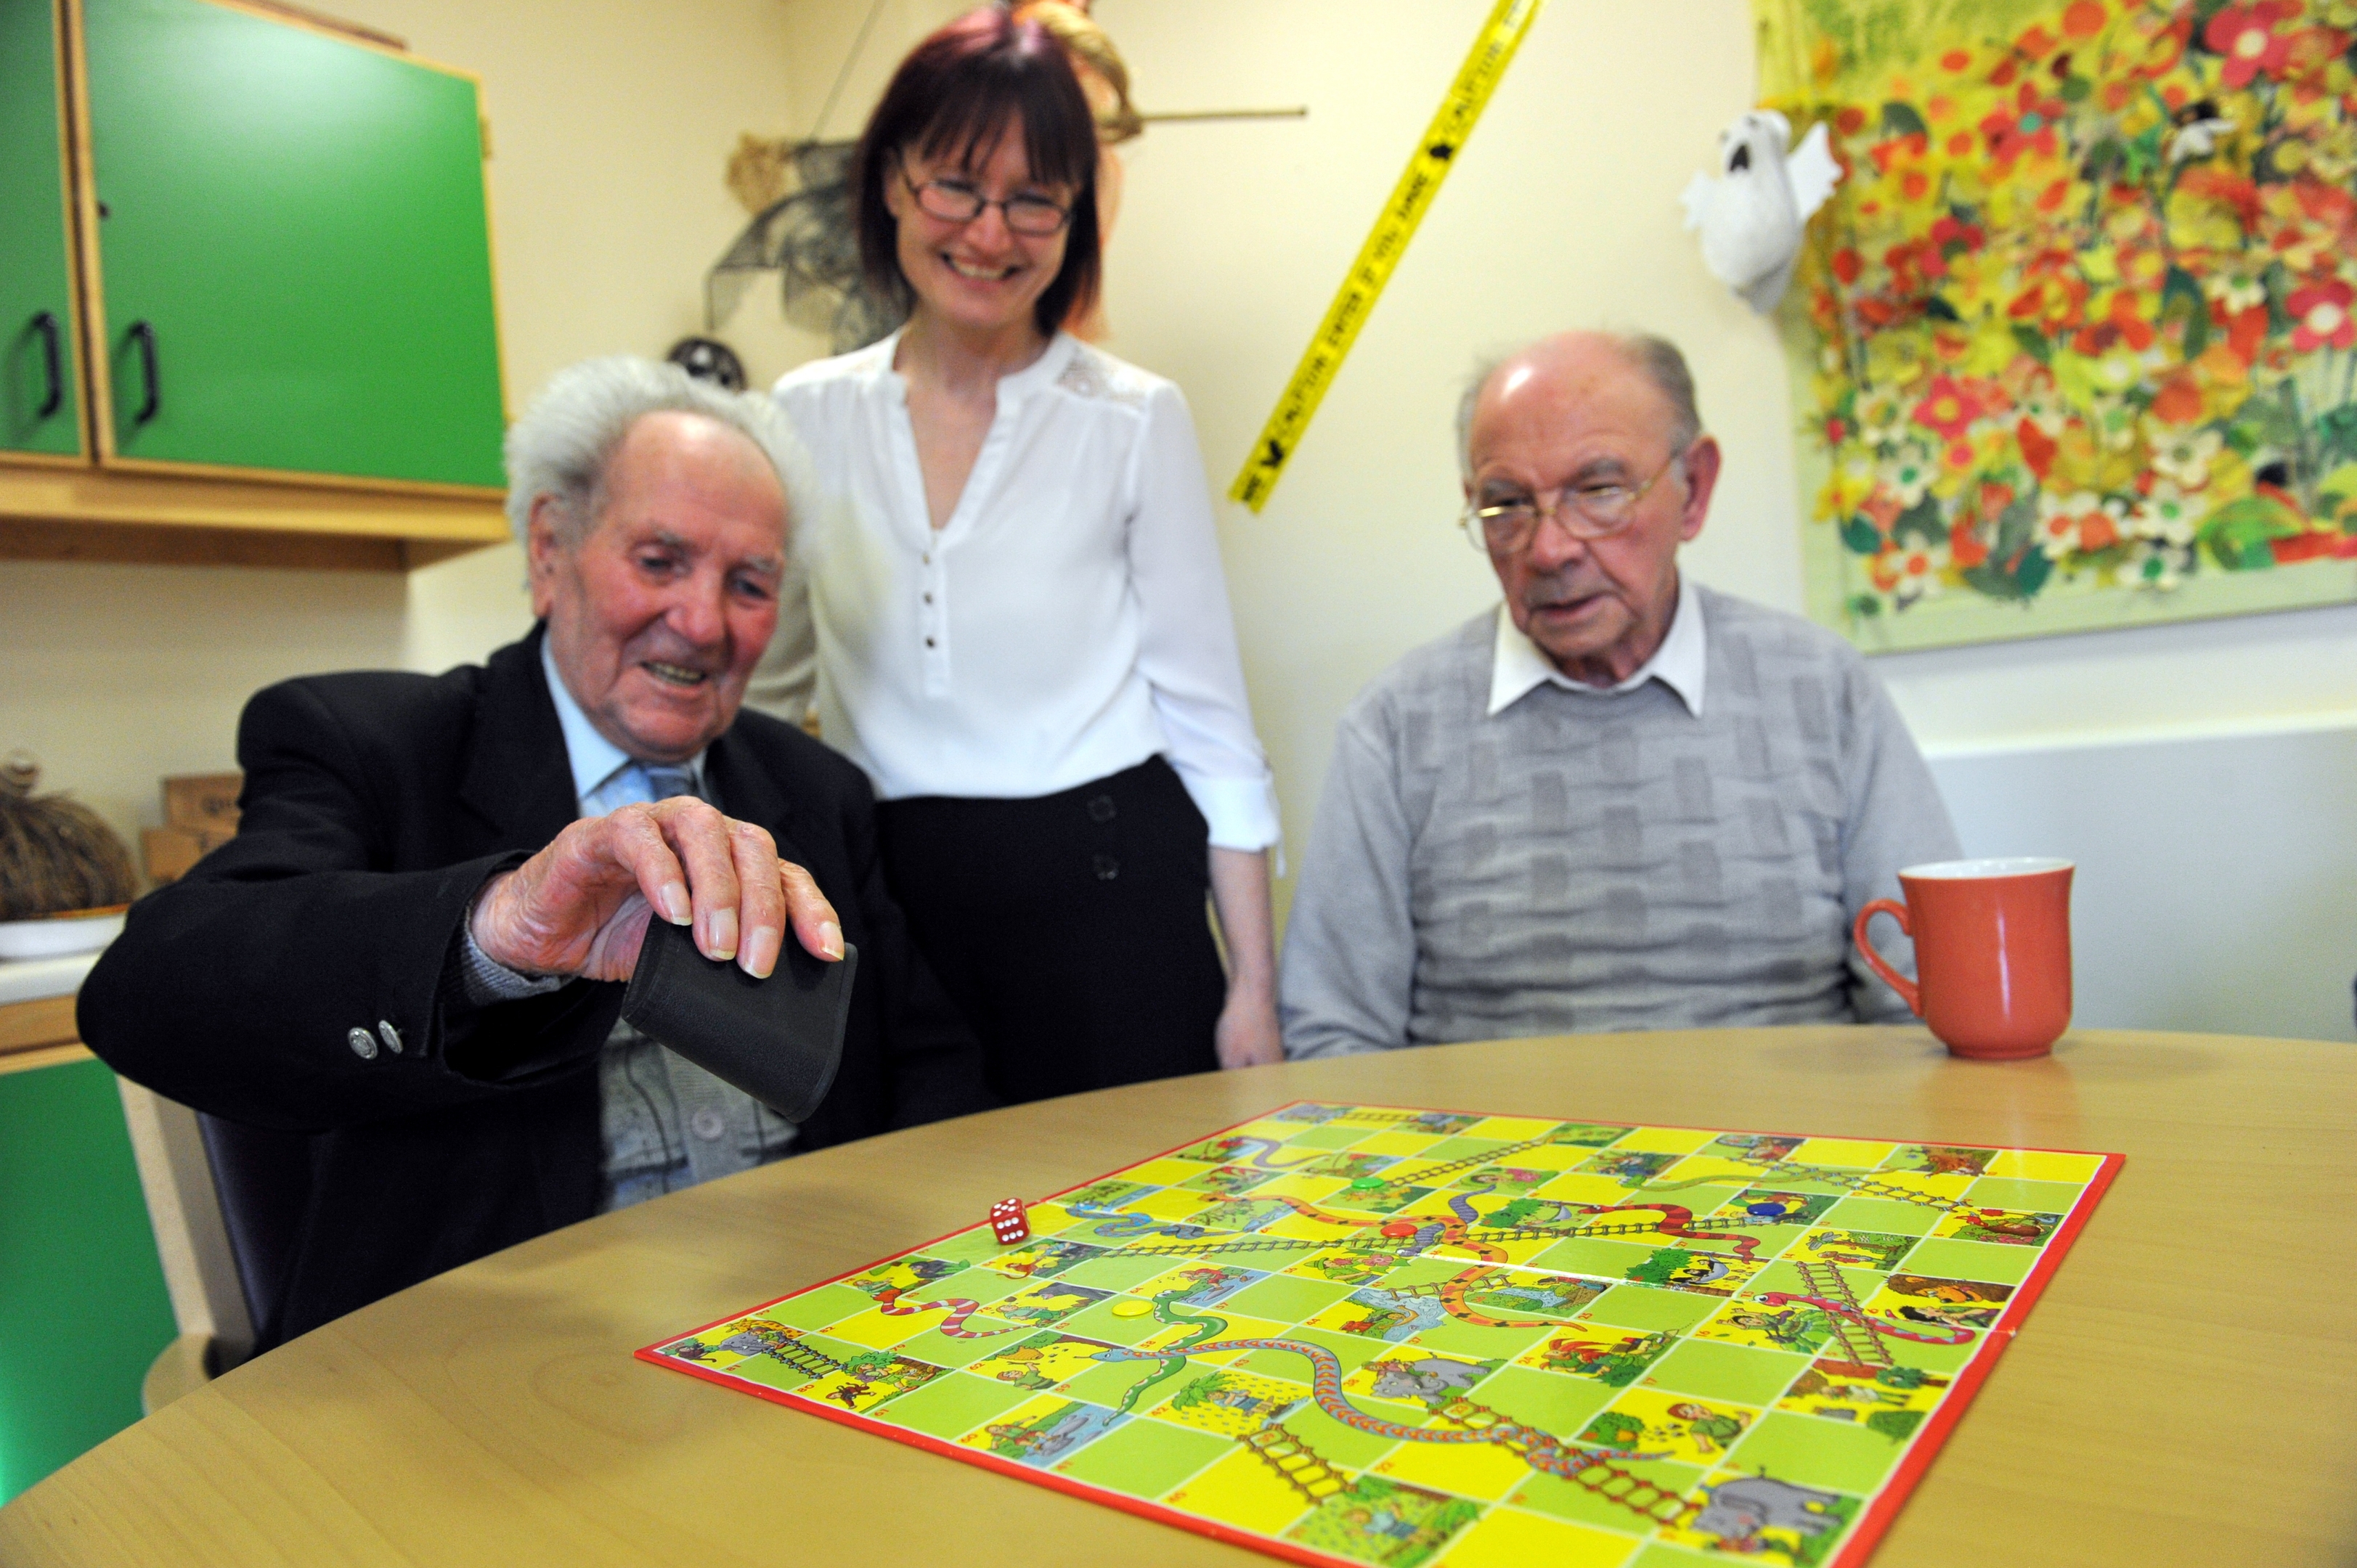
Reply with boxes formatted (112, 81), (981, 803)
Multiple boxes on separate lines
(925, 637), (937, 648)
(923, 593), (933, 604)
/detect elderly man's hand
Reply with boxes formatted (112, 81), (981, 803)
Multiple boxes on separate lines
(470, 797), (844, 983)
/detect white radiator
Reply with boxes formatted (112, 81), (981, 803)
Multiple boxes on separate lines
(1926, 722), (2357, 1043)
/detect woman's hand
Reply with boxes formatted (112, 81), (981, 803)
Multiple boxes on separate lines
(1209, 846), (1283, 1069)
(1215, 985), (1283, 1068)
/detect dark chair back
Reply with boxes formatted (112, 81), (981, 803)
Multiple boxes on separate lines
(195, 1113), (314, 1353)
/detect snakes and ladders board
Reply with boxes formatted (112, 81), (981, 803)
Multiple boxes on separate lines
(642, 1103), (2119, 1567)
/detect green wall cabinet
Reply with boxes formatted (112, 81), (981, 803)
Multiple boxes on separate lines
(0, 1057), (178, 1506)
(0, 0), (85, 460)
(79, 0), (507, 489)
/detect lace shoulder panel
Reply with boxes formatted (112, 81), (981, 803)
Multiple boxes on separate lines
(1054, 344), (1151, 409)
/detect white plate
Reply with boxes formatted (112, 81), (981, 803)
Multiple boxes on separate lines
(0, 911), (125, 961)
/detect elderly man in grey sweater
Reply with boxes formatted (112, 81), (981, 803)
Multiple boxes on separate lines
(1280, 331), (1958, 1059)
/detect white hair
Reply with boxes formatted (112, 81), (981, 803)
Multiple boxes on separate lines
(502, 356), (819, 550)
(1454, 331), (1703, 478)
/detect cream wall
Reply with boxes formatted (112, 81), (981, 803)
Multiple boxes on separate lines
(0, 0), (804, 854)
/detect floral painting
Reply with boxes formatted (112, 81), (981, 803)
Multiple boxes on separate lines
(1761, 0), (2357, 648)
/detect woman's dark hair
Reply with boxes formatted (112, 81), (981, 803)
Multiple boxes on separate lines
(851, 6), (1102, 338)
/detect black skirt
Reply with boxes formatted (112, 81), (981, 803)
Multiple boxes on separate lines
(876, 756), (1225, 1105)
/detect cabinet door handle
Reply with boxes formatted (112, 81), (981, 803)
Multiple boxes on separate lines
(31, 311), (64, 420)
(127, 320), (160, 426)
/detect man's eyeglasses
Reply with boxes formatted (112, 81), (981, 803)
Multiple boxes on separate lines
(901, 171), (1072, 237)
(1461, 445), (1690, 553)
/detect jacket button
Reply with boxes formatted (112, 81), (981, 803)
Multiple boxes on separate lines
(347, 1028), (378, 1061)
(1092, 854), (1119, 881)
(378, 1021), (403, 1055)
(1087, 793), (1116, 823)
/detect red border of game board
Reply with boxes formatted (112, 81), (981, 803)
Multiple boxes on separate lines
(638, 1101), (2123, 1568)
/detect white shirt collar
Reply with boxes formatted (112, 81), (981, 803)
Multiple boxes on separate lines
(1486, 576), (1707, 718)
(539, 634), (707, 812)
(874, 327), (1078, 401)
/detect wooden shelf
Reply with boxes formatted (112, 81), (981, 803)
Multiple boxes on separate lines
(0, 992), (86, 1075)
(0, 460), (508, 571)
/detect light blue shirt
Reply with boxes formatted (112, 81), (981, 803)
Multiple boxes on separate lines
(540, 638), (712, 819)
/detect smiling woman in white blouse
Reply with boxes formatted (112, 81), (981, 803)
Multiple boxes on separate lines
(750, 7), (1282, 1103)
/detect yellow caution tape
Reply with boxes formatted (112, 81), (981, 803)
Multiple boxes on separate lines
(1228, 0), (1547, 512)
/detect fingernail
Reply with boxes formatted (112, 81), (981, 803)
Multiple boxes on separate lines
(661, 883), (691, 924)
(744, 926), (781, 978)
(708, 907), (738, 960)
(819, 920), (844, 961)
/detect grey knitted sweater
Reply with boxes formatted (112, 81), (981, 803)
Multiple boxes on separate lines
(1279, 584), (1958, 1057)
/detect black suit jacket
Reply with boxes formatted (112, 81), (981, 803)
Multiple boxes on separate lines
(79, 629), (991, 1347)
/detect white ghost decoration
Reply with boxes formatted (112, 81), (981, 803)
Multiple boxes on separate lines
(1681, 110), (1843, 315)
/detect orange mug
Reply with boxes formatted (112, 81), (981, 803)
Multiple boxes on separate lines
(1852, 857), (2074, 1060)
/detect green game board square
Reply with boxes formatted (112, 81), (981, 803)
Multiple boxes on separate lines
(1547, 1123), (1634, 1148)
(1862, 1335), (1978, 1376)
(1180, 1165), (1279, 1196)
(1054, 1414), (1234, 1495)
(1646, 1340), (1810, 1407)
(1286, 1124), (1377, 1151)
(717, 1357), (808, 1393)
(1896, 1238), (2037, 1286)
(877, 1369), (1035, 1440)
(1632, 1543), (1724, 1565)
(1964, 1177), (2085, 1212)
(1735, 1171), (1852, 1196)
(1529, 1238), (1663, 1278)
(1409, 1135), (1514, 1164)
(1056, 1254), (1187, 1291)
(1055, 1355), (1176, 1410)
(1468, 1363), (1618, 1438)
(1727, 1410), (1902, 1493)
(1229, 1325), (1391, 1384)
(1276, 1399), (1400, 1469)
(1584, 1284), (1721, 1334)
(1286, 1476), (1484, 1563)
(1509, 1458), (1703, 1534)
(1709, 1222), (1811, 1259)
(866, 1324), (1016, 1369)
(747, 1283), (872, 1332)
(1740, 1260), (1815, 1299)
(1051, 1301), (1172, 1346)
(1224, 1274), (1356, 1321)
(1409, 1320), (1550, 1360)
(722, 1331), (869, 1392)
(1824, 1197), (1942, 1236)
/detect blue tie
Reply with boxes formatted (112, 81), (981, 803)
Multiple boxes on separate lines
(642, 764), (697, 803)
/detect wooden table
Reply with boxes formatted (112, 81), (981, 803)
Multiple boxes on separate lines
(3, 1027), (2351, 1565)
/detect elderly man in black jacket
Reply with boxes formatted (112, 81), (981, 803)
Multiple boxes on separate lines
(80, 357), (993, 1349)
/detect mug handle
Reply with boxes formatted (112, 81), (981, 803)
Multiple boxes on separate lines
(1852, 899), (1921, 1016)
